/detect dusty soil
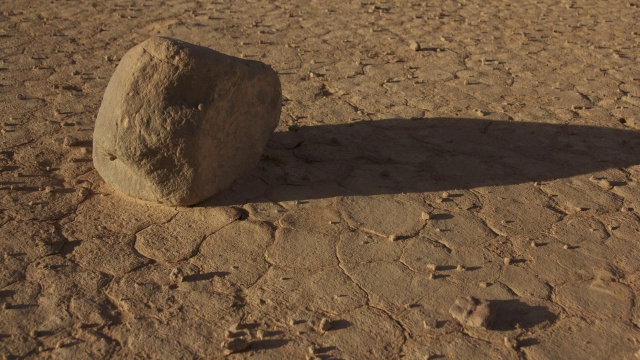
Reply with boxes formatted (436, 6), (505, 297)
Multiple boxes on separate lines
(1, 0), (640, 359)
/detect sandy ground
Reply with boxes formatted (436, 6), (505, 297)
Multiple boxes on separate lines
(1, 0), (640, 358)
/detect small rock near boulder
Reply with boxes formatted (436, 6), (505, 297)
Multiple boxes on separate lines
(93, 37), (282, 205)
(449, 296), (496, 329)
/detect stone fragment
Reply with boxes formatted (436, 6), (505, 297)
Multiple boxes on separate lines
(449, 296), (495, 329)
(319, 318), (331, 333)
(93, 37), (282, 205)
(221, 337), (249, 355)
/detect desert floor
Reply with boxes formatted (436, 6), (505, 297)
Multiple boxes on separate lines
(1, 0), (640, 359)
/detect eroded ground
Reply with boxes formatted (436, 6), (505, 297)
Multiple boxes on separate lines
(1, 0), (640, 359)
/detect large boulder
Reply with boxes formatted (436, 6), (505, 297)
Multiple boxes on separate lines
(93, 37), (281, 205)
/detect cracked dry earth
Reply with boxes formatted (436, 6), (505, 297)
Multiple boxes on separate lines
(1, 0), (640, 359)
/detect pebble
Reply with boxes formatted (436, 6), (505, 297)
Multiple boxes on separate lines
(479, 282), (489, 288)
(421, 212), (432, 221)
(409, 41), (421, 51)
(63, 135), (78, 147)
(456, 265), (466, 271)
(503, 257), (511, 265)
(426, 263), (438, 272)
(319, 318), (331, 333)
(169, 268), (183, 283)
(388, 234), (398, 241)
(504, 336), (518, 349)
(530, 241), (537, 248)
(221, 338), (249, 355)
(256, 329), (264, 340)
(449, 296), (495, 329)
(563, 244), (570, 250)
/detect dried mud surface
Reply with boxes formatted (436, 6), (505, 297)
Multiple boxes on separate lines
(1, 1), (640, 359)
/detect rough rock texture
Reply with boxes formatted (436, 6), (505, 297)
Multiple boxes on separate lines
(449, 296), (496, 329)
(93, 37), (281, 205)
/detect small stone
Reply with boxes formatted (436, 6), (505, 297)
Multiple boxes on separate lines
(504, 336), (518, 349)
(169, 268), (183, 283)
(563, 244), (570, 250)
(221, 337), (249, 355)
(530, 241), (537, 248)
(503, 257), (511, 265)
(228, 322), (240, 332)
(307, 344), (317, 354)
(388, 234), (398, 241)
(449, 296), (495, 329)
(428, 273), (435, 280)
(44, 186), (54, 193)
(479, 282), (488, 288)
(93, 37), (282, 206)
(409, 41), (421, 51)
(456, 265), (466, 272)
(256, 329), (264, 340)
(426, 264), (438, 272)
(63, 136), (78, 147)
(442, 192), (450, 198)
(318, 318), (331, 333)
(421, 212), (432, 220)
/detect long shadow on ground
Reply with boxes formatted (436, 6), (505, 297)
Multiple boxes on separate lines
(203, 117), (640, 204)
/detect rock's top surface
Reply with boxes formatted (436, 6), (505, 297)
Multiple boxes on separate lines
(93, 37), (281, 205)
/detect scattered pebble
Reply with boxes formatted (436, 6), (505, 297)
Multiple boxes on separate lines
(388, 234), (398, 241)
(563, 244), (570, 250)
(428, 273), (435, 280)
(307, 344), (317, 354)
(62, 135), (78, 147)
(169, 268), (183, 283)
(504, 336), (518, 350)
(256, 329), (264, 340)
(449, 296), (495, 329)
(318, 318), (331, 333)
(479, 282), (489, 288)
(456, 265), (466, 272)
(409, 41), (421, 51)
(503, 257), (511, 265)
(221, 337), (249, 355)
(426, 263), (438, 272)
(421, 212), (432, 221)
(530, 241), (537, 248)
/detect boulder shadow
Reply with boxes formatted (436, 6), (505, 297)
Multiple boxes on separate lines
(205, 117), (640, 205)
(490, 299), (557, 331)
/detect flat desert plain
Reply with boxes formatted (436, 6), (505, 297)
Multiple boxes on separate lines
(1, 1), (640, 359)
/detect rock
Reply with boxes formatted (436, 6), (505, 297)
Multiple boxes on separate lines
(221, 337), (249, 355)
(449, 296), (495, 329)
(93, 37), (282, 205)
